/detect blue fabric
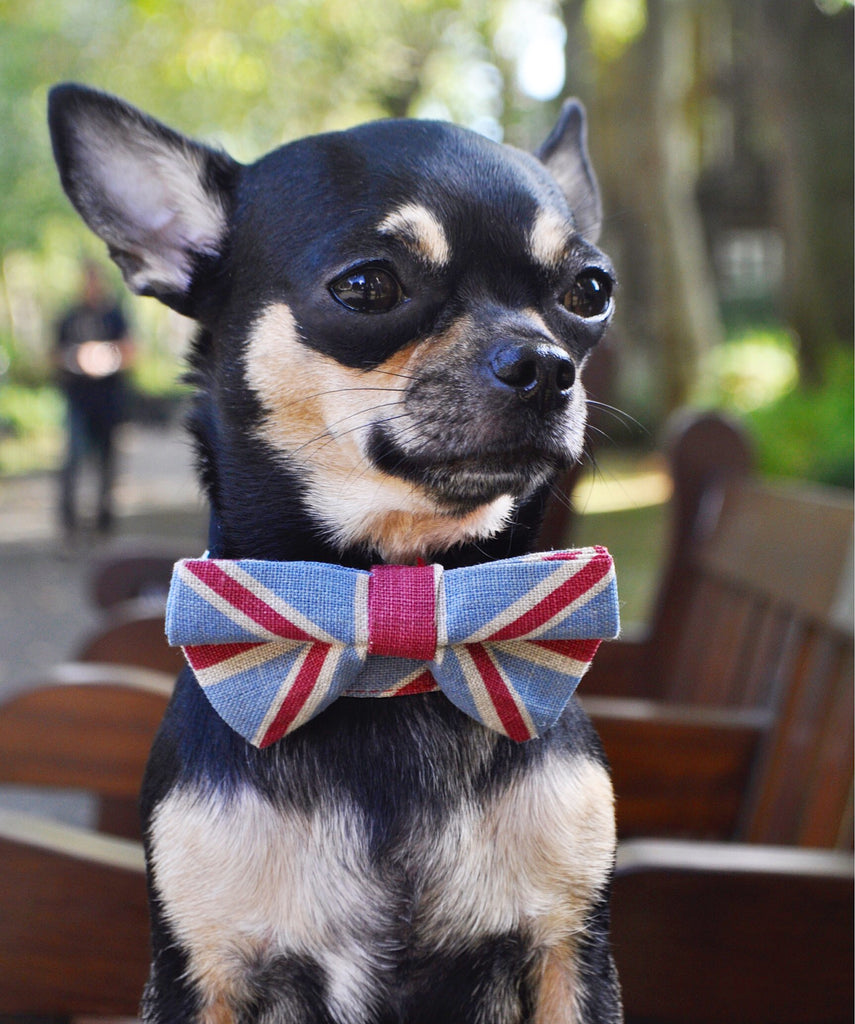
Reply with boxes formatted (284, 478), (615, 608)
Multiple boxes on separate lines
(166, 548), (619, 746)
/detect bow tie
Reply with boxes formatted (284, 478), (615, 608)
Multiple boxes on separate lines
(165, 547), (619, 748)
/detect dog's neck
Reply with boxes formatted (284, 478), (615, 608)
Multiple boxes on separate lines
(204, 493), (548, 571)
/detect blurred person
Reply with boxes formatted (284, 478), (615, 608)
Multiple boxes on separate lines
(54, 260), (134, 543)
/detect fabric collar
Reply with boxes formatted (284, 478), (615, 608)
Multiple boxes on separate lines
(166, 547), (619, 747)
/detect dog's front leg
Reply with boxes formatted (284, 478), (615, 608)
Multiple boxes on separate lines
(533, 902), (623, 1024)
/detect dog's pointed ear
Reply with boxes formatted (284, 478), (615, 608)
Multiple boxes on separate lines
(48, 83), (238, 315)
(537, 99), (602, 244)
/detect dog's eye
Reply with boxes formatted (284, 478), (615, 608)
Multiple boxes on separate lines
(562, 270), (613, 319)
(330, 266), (404, 313)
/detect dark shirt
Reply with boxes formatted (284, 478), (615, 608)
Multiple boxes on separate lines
(55, 301), (129, 423)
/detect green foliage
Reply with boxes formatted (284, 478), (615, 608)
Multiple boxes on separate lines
(695, 328), (800, 414)
(0, 383), (63, 474)
(0, 382), (61, 437)
(0, 0), (545, 398)
(582, 0), (647, 62)
(130, 354), (190, 399)
(745, 346), (854, 489)
(691, 328), (852, 488)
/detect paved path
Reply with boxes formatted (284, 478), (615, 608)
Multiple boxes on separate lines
(0, 422), (207, 699)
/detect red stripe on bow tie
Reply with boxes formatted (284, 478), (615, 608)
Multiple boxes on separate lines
(259, 642), (334, 748)
(488, 551), (614, 642)
(393, 671), (439, 695)
(466, 644), (533, 743)
(530, 637), (602, 661)
(186, 560), (316, 641)
(184, 640), (266, 671)
(367, 564), (437, 661)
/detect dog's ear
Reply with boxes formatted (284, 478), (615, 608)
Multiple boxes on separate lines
(48, 83), (238, 315)
(537, 99), (602, 244)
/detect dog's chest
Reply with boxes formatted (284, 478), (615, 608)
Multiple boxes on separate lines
(148, 749), (614, 1016)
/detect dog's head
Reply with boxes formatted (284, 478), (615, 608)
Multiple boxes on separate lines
(49, 85), (614, 562)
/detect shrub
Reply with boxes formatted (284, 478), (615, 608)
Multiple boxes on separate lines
(745, 346), (854, 489)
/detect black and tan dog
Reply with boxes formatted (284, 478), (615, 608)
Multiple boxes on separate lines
(49, 83), (620, 1023)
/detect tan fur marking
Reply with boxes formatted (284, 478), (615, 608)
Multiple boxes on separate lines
(244, 304), (515, 561)
(351, 498), (515, 564)
(149, 786), (387, 1024)
(534, 943), (583, 1023)
(201, 999), (239, 1024)
(378, 202), (451, 267)
(416, 754), (615, 949)
(528, 208), (572, 270)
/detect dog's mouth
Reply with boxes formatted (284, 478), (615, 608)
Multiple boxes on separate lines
(366, 422), (568, 510)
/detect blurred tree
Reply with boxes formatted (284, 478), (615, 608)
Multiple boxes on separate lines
(559, 0), (853, 415)
(750, 0), (853, 379)
(0, 0), (511, 252)
(0, 0), (519, 372)
(558, 0), (725, 416)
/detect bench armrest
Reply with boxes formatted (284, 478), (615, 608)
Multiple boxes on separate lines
(581, 697), (770, 839)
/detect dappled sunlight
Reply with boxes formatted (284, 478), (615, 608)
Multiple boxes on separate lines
(699, 329), (800, 413)
(582, 0), (647, 61)
(573, 460), (671, 516)
(573, 457), (672, 515)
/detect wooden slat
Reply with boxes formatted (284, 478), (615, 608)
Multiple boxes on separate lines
(612, 839), (854, 1024)
(78, 602), (185, 675)
(582, 698), (768, 840)
(745, 627), (855, 847)
(800, 652), (855, 847)
(645, 411), (754, 675)
(669, 580), (763, 705)
(0, 669), (171, 797)
(89, 551), (177, 608)
(697, 480), (853, 623)
(738, 601), (792, 706)
(0, 814), (148, 1016)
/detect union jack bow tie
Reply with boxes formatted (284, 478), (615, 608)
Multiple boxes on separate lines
(166, 547), (619, 748)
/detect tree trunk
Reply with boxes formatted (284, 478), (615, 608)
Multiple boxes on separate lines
(564, 0), (724, 417)
(752, 0), (854, 380)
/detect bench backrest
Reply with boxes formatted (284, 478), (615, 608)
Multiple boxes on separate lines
(661, 479), (853, 707)
(612, 839), (854, 1024)
(0, 665), (172, 838)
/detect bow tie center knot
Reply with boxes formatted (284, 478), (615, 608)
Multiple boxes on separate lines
(367, 563), (441, 661)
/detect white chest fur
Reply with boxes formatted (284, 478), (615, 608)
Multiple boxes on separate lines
(149, 752), (614, 1020)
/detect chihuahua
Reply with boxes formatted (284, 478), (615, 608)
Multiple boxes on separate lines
(49, 83), (620, 1023)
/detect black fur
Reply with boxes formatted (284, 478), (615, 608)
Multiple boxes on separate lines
(49, 83), (621, 1023)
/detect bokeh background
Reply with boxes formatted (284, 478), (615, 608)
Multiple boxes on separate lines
(0, 0), (852, 649)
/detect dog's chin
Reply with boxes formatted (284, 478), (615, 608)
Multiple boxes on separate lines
(420, 460), (556, 511)
(366, 424), (567, 512)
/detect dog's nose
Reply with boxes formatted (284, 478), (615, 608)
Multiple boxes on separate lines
(488, 343), (575, 411)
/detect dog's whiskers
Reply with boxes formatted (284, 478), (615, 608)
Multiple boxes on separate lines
(287, 403), (405, 459)
(276, 386), (406, 411)
(585, 399), (647, 436)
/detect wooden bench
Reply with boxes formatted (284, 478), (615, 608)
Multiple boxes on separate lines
(77, 596), (186, 676)
(545, 410), (854, 846)
(0, 665), (172, 1016)
(76, 548), (186, 675)
(612, 839), (854, 1024)
(89, 548), (179, 609)
(3, 672), (849, 1023)
(0, 812), (149, 1017)
(569, 409), (852, 705)
(0, 662), (173, 839)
